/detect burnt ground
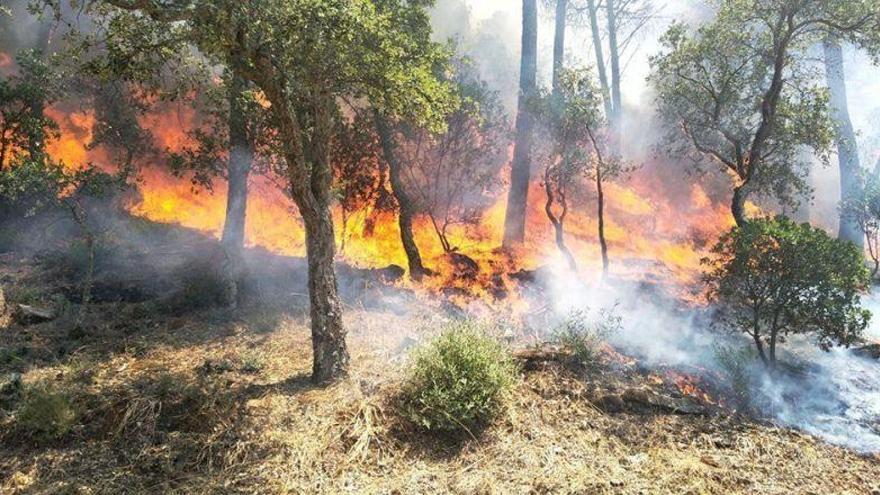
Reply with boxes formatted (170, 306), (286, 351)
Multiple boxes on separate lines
(1, 207), (879, 494)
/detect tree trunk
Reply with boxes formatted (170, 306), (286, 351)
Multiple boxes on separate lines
(220, 70), (253, 307)
(824, 37), (864, 249)
(605, 0), (622, 151)
(768, 328), (778, 371)
(586, 0), (613, 122)
(68, 200), (94, 327)
(503, 0), (538, 248)
(731, 183), (749, 228)
(551, 0), (567, 98)
(374, 113), (429, 280)
(752, 331), (768, 367)
(26, 17), (52, 160)
(302, 203), (349, 383)
(544, 172), (577, 272)
(596, 170), (609, 276)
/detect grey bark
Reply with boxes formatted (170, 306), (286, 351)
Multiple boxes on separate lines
(824, 37), (864, 248)
(220, 70), (253, 307)
(503, 0), (538, 248)
(605, 0), (623, 147)
(586, 0), (613, 122)
(552, 0), (567, 98)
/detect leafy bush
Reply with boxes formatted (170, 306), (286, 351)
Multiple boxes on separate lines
(400, 321), (517, 434)
(552, 309), (619, 370)
(17, 384), (79, 439)
(703, 216), (870, 369)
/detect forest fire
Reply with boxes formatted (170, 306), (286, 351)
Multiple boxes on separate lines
(42, 100), (735, 304)
(5, 1), (880, 491)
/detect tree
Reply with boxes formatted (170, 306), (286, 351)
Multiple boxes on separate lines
(167, 71), (263, 306)
(538, 68), (635, 275)
(0, 49), (123, 326)
(503, 0), (538, 248)
(571, 0), (657, 152)
(551, 0), (568, 98)
(823, 36), (864, 248)
(703, 216), (870, 369)
(841, 172), (880, 278)
(374, 111), (431, 279)
(84, 0), (456, 383)
(650, 0), (879, 227)
(390, 60), (506, 256)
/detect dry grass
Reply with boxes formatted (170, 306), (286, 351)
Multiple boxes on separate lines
(0, 248), (879, 494)
(1, 302), (878, 495)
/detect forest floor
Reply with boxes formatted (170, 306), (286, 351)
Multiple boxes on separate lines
(1, 211), (879, 494)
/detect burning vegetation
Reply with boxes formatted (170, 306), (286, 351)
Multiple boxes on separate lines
(2, 0), (880, 493)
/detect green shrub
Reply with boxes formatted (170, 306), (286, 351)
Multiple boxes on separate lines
(17, 384), (78, 439)
(704, 216), (871, 369)
(552, 309), (619, 370)
(401, 321), (517, 433)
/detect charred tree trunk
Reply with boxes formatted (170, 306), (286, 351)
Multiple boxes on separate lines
(220, 70), (253, 307)
(605, 0), (622, 152)
(596, 169), (609, 276)
(587, 0), (613, 120)
(824, 37), (864, 249)
(503, 0), (538, 248)
(551, 0), (567, 98)
(731, 183), (749, 228)
(374, 113), (429, 280)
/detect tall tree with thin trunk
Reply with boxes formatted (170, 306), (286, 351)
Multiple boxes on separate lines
(585, 0), (612, 120)
(604, 0), (622, 144)
(823, 36), (864, 249)
(503, 0), (538, 248)
(552, 0), (567, 98)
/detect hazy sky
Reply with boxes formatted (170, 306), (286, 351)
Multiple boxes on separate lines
(460, 0), (880, 163)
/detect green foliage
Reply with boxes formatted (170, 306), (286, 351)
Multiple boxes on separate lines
(0, 50), (62, 169)
(401, 320), (518, 433)
(703, 216), (871, 366)
(552, 309), (619, 370)
(17, 384), (79, 440)
(649, 0), (879, 212)
(840, 171), (880, 277)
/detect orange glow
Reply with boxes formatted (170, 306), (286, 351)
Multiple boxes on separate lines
(44, 102), (740, 307)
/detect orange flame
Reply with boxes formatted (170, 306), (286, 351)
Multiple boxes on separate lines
(44, 103), (739, 306)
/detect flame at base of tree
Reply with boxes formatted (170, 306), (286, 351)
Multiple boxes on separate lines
(43, 101), (747, 306)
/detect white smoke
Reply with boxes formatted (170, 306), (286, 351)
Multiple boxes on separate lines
(539, 262), (880, 453)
